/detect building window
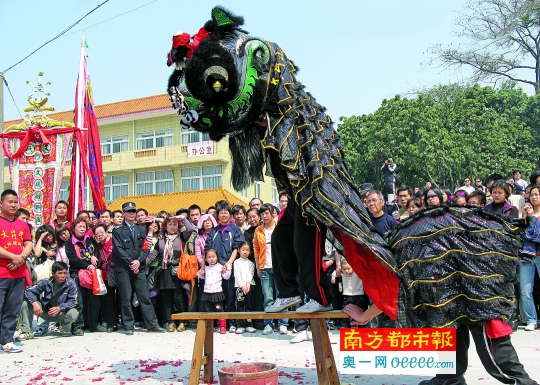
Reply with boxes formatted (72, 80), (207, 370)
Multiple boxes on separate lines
(136, 129), (173, 150)
(181, 165), (222, 191)
(60, 180), (70, 202)
(181, 127), (210, 144)
(105, 174), (129, 203)
(255, 182), (262, 199)
(271, 179), (278, 204)
(101, 135), (128, 154)
(136, 170), (174, 195)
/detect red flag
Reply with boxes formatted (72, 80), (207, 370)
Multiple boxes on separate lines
(70, 31), (106, 219)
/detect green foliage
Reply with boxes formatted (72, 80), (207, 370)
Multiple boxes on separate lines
(338, 84), (540, 190)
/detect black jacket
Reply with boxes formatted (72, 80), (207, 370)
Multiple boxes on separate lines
(65, 234), (99, 277)
(112, 222), (149, 272)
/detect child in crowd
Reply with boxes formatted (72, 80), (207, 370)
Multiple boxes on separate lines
(333, 258), (369, 328)
(406, 197), (422, 216)
(197, 248), (232, 334)
(233, 242), (256, 334)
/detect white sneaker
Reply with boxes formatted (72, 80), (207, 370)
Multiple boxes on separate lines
(1, 342), (22, 353)
(246, 326), (257, 333)
(235, 327), (245, 334)
(279, 325), (288, 334)
(265, 296), (302, 313)
(525, 323), (537, 331)
(296, 299), (333, 313)
(229, 325), (237, 333)
(290, 330), (310, 343)
(262, 325), (274, 335)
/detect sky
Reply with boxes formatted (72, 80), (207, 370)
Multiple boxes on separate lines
(1, 0), (477, 125)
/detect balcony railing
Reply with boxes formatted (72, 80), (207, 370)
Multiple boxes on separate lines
(134, 149), (157, 158)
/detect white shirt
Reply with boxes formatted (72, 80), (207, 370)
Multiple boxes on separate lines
(460, 185), (476, 194)
(234, 258), (255, 287)
(334, 271), (364, 296)
(264, 228), (273, 269)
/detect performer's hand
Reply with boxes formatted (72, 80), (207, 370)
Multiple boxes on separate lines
(331, 276), (336, 284)
(91, 256), (98, 266)
(343, 304), (367, 325)
(335, 266), (342, 277)
(222, 264), (228, 274)
(198, 268), (205, 277)
(87, 264), (96, 271)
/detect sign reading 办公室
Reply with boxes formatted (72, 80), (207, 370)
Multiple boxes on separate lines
(339, 328), (456, 376)
(187, 141), (214, 157)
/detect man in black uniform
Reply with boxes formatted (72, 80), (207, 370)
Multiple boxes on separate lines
(112, 202), (166, 335)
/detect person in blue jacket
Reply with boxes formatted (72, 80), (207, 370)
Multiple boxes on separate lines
(22, 262), (79, 337)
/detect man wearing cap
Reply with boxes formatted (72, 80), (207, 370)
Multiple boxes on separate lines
(112, 202), (166, 335)
(359, 183), (374, 206)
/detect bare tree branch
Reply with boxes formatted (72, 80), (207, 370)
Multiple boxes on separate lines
(428, 0), (540, 93)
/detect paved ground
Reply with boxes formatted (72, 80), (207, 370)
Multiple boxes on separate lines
(1, 324), (539, 385)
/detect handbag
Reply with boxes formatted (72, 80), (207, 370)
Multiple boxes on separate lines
(147, 265), (162, 290)
(34, 258), (54, 282)
(74, 243), (94, 290)
(177, 242), (199, 281)
(100, 247), (117, 287)
(78, 269), (94, 289)
(92, 269), (107, 295)
(177, 242), (199, 307)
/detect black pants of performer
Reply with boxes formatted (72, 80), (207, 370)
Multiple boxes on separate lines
(100, 281), (117, 329)
(271, 198), (331, 306)
(161, 288), (185, 324)
(435, 322), (535, 385)
(116, 268), (159, 331)
(292, 274), (308, 333)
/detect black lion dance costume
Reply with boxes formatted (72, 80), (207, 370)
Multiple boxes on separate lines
(165, 7), (525, 329)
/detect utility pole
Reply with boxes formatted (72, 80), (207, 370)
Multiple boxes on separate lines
(0, 72), (4, 190)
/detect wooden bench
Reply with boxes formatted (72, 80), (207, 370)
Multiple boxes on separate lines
(173, 311), (349, 385)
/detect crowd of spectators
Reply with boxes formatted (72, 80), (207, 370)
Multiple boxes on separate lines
(2, 167), (540, 354)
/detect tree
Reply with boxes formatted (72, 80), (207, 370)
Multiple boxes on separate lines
(338, 84), (539, 190)
(428, 0), (540, 93)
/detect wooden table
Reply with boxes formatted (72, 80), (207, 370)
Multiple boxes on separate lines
(173, 311), (349, 385)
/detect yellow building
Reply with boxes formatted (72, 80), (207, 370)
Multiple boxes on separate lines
(2, 94), (278, 212)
